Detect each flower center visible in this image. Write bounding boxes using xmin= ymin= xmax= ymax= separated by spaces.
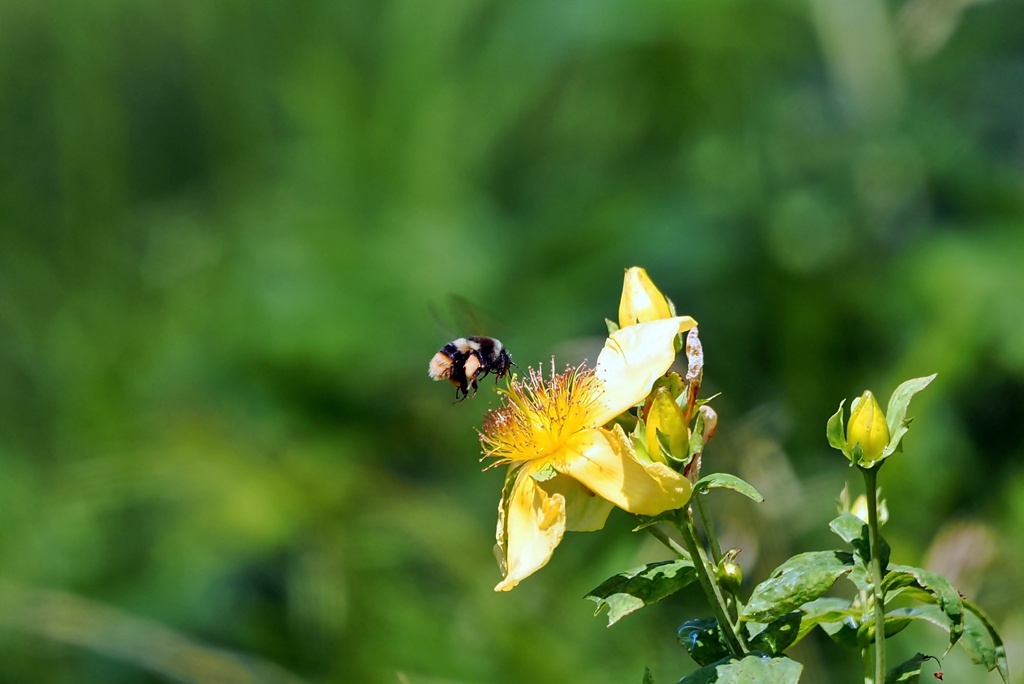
xmin=479 ymin=362 xmax=603 ymax=465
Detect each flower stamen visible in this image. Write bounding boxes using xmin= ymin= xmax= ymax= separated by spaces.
xmin=479 ymin=361 xmax=603 ymax=467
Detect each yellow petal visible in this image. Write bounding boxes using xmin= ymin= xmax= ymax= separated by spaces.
xmin=554 ymin=427 xmax=693 ymax=516
xmin=537 ymin=472 xmax=614 ymax=531
xmin=851 ymin=493 xmax=889 ymax=526
xmin=645 ymin=386 xmax=689 ymax=464
xmin=618 ymin=267 xmax=674 ymax=328
xmin=494 ymin=463 xmax=567 ymax=592
xmin=847 ymin=390 xmax=890 ymax=466
xmin=592 ymin=316 xmax=697 ymax=426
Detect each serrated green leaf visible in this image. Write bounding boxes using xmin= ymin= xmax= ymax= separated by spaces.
xmin=742 ymin=551 xmax=854 ymax=623
xmin=826 ymin=401 xmax=848 ymax=456
xmin=884 ymin=653 xmax=939 ymax=683
xmin=746 ymin=612 xmax=800 ymax=656
xmin=828 ymin=513 xmax=890 ymax=569
xmin=678 ymin=617 xmax=731 ymax=667
xmin=693 ymin=473 xmax=765 ymax=503
xmin=880 ymin=374 xmax=936 ymax=459
xmin=884 ymin=565 xmax=963 ymax=649
xmin=587 ymin=560 xmax=698 ymax=626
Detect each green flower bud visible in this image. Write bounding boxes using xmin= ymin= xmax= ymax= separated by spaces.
xmin=716 ymin=560 xmax=743 ymax=593
xmin=848 ymin=391 xmax=889 ymax=466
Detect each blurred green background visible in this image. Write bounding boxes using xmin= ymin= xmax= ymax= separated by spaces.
xmin=1 ymin=0 xmax=1022 ymax=682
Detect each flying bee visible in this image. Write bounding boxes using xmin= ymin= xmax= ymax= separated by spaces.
xmin=429 ymin=336 xmax=515 ymax=401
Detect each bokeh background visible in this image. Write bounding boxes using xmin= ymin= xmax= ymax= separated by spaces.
xmin=1 ymin=0 xmax=1022 ymax=682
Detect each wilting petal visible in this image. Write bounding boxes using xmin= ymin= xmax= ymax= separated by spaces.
xmin=494 ymin=462 xmax=567 ymax=592
xmin=537 ymin=472 xmax=614 ymax=531
xmin=554 ymin=427 xmax=693 ymax=516
xmin=592 ymin=316 xmax=697 ymax=426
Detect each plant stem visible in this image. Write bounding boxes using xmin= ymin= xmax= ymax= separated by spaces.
xmin=694 ymin=494 xmax=723 ymax=565
xmin=861 ymin=465 xmax=886 ymax=684
xmin=693 ymin=495 xmax=744 ymax=621
xmin=676 ymin=509 xmax=747 ymax=657
xmin=645 ymin=523 xmax=690 ymax=560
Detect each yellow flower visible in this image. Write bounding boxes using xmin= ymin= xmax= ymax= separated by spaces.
xmin=481 ymin=316 xmax=697 ymax=591
xmin=618 ymin=267 xmax=674 ymax=327
xmin=848 ymin=390 xmax=890 ymax=466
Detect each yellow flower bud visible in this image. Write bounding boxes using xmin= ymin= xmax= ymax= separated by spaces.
xmin=618 ymin=267 xmax=673 ymax=328
xmin=645 ymin=386 xmax=689 ymax=464
xmin=847 ymin=390 xmax=890 ymax=466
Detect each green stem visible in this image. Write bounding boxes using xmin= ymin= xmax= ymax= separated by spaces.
xmin=693 ymin=495 xmax=744 ymax=620
xmin=694 ymin=494 xmax=723 ymax=565
xmin=645 ymin=523 xmax=690 ymax=560
xmin=676 ymin=509 xmax=747 ymax=657
xmin=861 ymin=466 xmax=886 ymax=684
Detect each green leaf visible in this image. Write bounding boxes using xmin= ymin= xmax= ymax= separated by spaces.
xmin=643 ymin=666 xmax=656 ymax=684
xmin=605 ymin=317 xmax=620 ymax=336
xmin=963 ymin=600 xmax=1009 ymax=683
xmin=676 ymin=659 xmax=727 ymax=684
xmin=687 ymin=411 xmax=707 ymax=462
xmin=742 ymin=551 xmax=854 ymax=623
xmin=828 ymin=513 xmax=890 ymax=569
xmin=880 ymin=374 xmax=936 ymax=459
xmin=793 ymin=597 xmax=858 ymax=646
xmin=858 ymin=608 xmax=914 ymax=642
xmin=883 ymin=565 xmax=963 ymax=649
xmin=587 ymin=560 xmax=698 ymax=626
xmin=828 ymin=513 xmax=864 ymax=545
xmin=631 ymin=513 xmax=678 ymax=533
xmin=678 ymin=617 xmax=731 ymax=667
xmin=826 ymin=401 xmax=848 ymax=456
xmin=746 ymin=612 xmax=800 ymax=656
xmin=693 ymin=473 xmax=765 ymax=503
xmin=817 ymin=614 xmax=863 ymax=650
xmin=886 ymin=601 xmax=1007 ymax=683
xmin=884 ymin=653 xmax=939 ymax=683
xmin=845 ymin=562 xmax=872 ymax=594
xmin=676 ymin=656 xmax=803 ymax=683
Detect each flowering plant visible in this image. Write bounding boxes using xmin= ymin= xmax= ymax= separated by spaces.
xmin=460 ymin=268 xmax=1008 ymax=683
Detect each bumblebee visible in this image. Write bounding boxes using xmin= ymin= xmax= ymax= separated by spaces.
xmin=428 ymin=336 xmax=514 ymax=401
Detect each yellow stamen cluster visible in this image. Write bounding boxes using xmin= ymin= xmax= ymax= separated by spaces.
xmin=480 ymin=362 xmax=603 ymax=465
